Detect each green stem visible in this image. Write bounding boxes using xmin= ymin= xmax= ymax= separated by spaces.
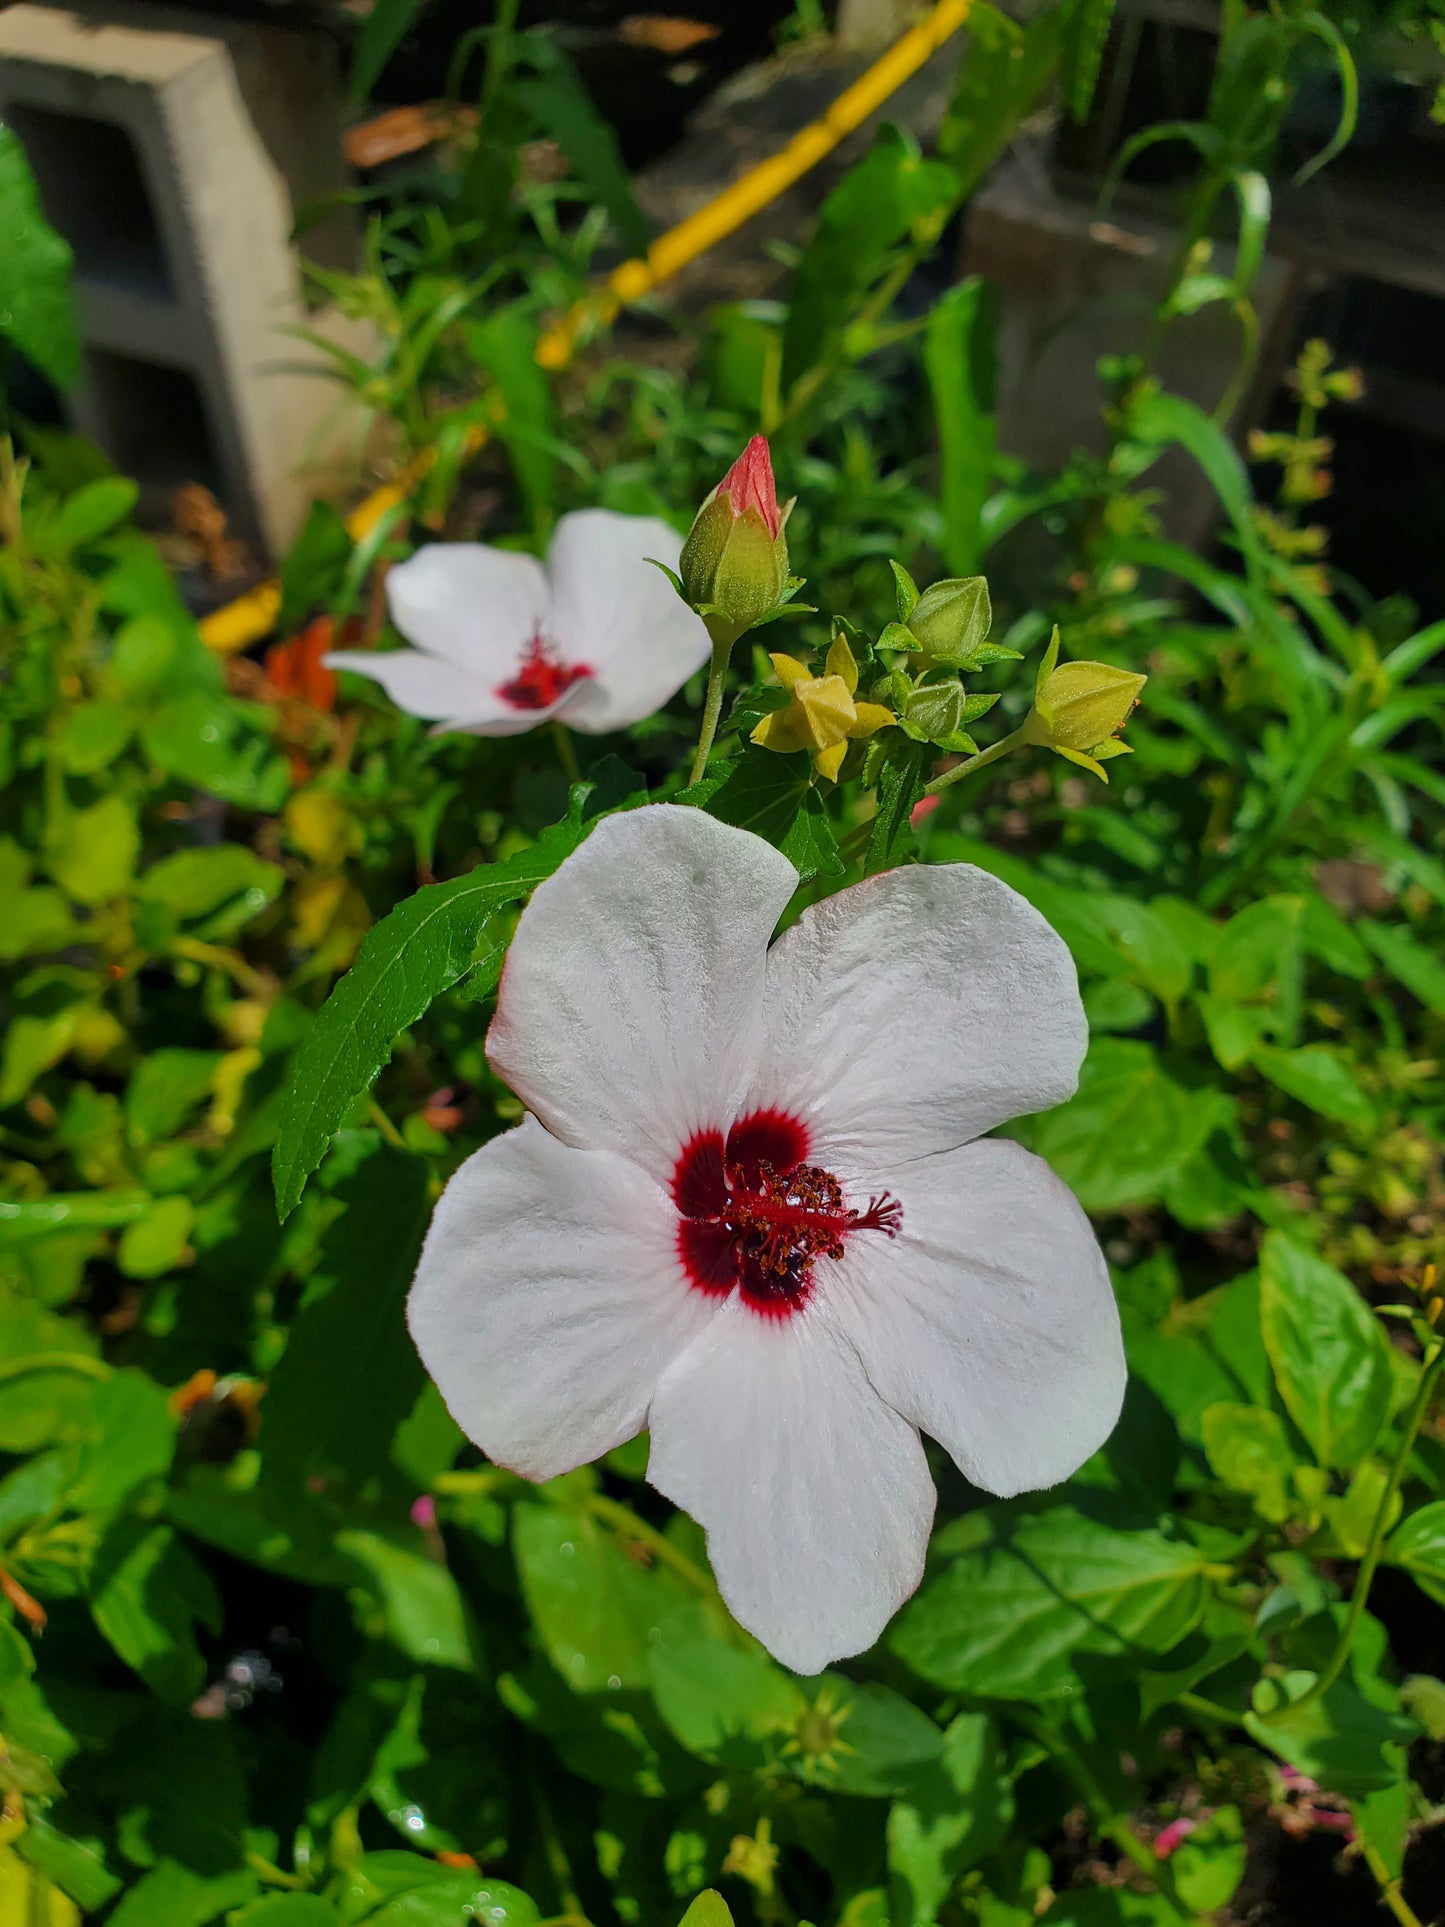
xmin=0 ymin=1352 xmax=111 ymax=1386
xmin=551 ymin=720 xmax=579 ymax=784
xmin=1014 ymin=1714 xmax=1205 ymax=1924
xmin=922 ymin=724 xmax=1030 ymax=797
xmin=1273 ymin=1339 xmax=1443 ymax=1716
xmin=1358 ymin=1836 xmax=1426 ymax=1927
xmin=584 ymin=1493 xmax=717 ymax=1599
xmin=366 ymin=1099 xmax=409 ymax=1153
xmin=688 ymin=629 xmax=736 ymax=786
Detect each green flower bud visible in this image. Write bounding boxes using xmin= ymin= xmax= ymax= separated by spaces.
xmin=678 ymin=436 xmax=791 ymax=646
xmin=903 ymin=576 xmax=991 ymax=667
xmin=902 ymin=678 xmax=967 ymax=744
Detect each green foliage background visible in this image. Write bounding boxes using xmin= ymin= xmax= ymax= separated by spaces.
xmin=2 ymin=1 xmax=1444 ymax=1922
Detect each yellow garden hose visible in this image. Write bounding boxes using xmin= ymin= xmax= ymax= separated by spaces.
xmin=199 ymin=0 xmax=973 ymax=654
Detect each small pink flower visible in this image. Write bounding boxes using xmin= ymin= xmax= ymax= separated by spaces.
xmin=1153 ymin=1818 xmax=1197 ymax=1859
xmin=1311 ymin=1809 xmax=1354 ymax=1838
xmin=410 ymin=1493 xmax=438 ymax=1529
xmin=721 ymin=435 xmax=781 ymax=539
xmin=910 ymin=795 xmax=942 ymax=829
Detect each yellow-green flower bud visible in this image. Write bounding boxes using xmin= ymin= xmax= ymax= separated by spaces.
xmin=678 ymin=436 xmax=791 ymax=646
xmin=1022 ymin=629 xmax=1146 ymax=781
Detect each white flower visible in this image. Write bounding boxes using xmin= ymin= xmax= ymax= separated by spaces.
xmin=409 ymin=806 xmax=1126 ymax=1673
xmin=326 ymin=509 xmax=710 ymax=736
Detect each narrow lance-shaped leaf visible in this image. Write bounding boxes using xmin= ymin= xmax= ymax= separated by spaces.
xmin=272 ymin=787 xmax=626 ymax=1219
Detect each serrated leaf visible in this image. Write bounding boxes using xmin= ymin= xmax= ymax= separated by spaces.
xmin=272 ymin=798 xmax=605 ymax=1217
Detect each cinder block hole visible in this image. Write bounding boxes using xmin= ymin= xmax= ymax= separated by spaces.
xmin=6 ymin=103 xmax=171 ymax=295
xmin=84 ymin=349 xmax=221 ymax=509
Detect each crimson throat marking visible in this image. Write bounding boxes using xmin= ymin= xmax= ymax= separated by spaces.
xmin=671 ymin=1108 xmax=901 ymax=1318
xmin=496 ymin=628 xmax=593 ymax=710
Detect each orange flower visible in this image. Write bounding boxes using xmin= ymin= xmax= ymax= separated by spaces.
xmin=265 ymin=616 xmax=340 ymax=712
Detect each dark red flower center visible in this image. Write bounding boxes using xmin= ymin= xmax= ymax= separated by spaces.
xmin=496 ymin=628 xmax=593 ymax=710
xmin=672 ymin=1108 xmax=901 ymax=1319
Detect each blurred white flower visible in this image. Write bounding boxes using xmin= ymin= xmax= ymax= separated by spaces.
xmin=326 ymin=510 xmax=710 ymax=736
xmin=408 ymin=806 xmax=1126 ymax=1674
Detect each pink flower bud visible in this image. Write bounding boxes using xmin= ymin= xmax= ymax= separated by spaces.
xmin=679 ymin=436 xmax=791 ymax=645
xmin=722 ymin=435 xmax=781 ymax=539
xmin=410 ymin=1493 xmax=438 ymax=1529
xmin=1153 ymin=1817 xmax=1197 ymax=1859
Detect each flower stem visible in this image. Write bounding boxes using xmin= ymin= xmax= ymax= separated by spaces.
xmin=1359 ymin=1836 xmax=1426 ymax=1927
xmin=922 ymin=724 xmax=1029 ymax=798
xmin=584 ymin=1492 xmax=717 ymax=1598
xmin=688 ymin=628 xmax=735 ymax=787
xmin=1014 ymin=1714 xmax=1206 ymax=1924
xmin=1270 ymin=1338 xmax=1442 ymax=1718
xmin=551 ymin=719 xmax=579 ymax=784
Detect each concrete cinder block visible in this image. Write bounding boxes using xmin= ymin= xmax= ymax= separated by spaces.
xmin=0 ymin=3 xmax=366 ymax=553
xmin=962 ymin=140 xmax=1298 ymax=549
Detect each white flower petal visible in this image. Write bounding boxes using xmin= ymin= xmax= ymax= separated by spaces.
xmin=746 ymin=862 xmax=1086 ymax=1174
xmin=828 ymin=1137 xmax=1126 ymax=1496
xmin=488 ymin=805 xmax=798 ymax=1185
xmin=408 ymin=1117 xmax=716 ymax=1482
xmin=324 ymin=647 xmax=493 ymax=721
xmin=386 ymin=542 xmax=549 ymax=672
xmin=647 ymin=1297 xmax=935 ymax=1674
xmin=544 ymin=510 xmax=711 ymax=732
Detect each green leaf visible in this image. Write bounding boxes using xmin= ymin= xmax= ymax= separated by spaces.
xmin=1200 ymin=1402 xmax=1300 ymax=1521
xmin=648 ymin=1602 xmax=802 ymax=1765
xmin=925 ymin=278 xmax=997 ymax=577
xmin=1259 ymin=1232 xmax=1393 ymax=1469
xmin=515 ymin=1501 xmax=692 ymax=1694
xmin=890 ymin=1505 xmax=1206 ymax=1698
xmin=1386 ymin=1500 xmax=1445 ymax=1607
xmin=141 ymin=693 xmax=289 ymax=812
xmin=1359 ymin=918 xmax=1445 ymax=1017
xmin=350 ymin=0 xmax=428 ymax=100
xmin=1245 ymin=1674 xmax=1417 ymax=1798
xmin=865 ymin=741 xmax=927 ymax=876
xmin=515 ymin=37 xmax=649 ymax=257
xmin=116 ymin=1193 xmax=195 ymax=1278
xmin=88 ymin=1520 xmax=221 ymax=1703
xmin=135 ymin=845 xmax=284 ymax=942
xmin=783 ymin=125 xmax=957 ymax=387
xmin=1026 ymin=1039 xmax=1230 ymax=1212
xmin=233 ymin=1899 xmax=342 ymax=1925
xmin=278 ymin=499 xmax=353 ymax=632
xmin=468 ymin=303 xmax=557 ymax=534
xmin=938 ymin=2 xmax=1064 ymax=197
xmin=678 ymin=1897 xmax=734 ymax=1927
xmin=0 ymin=125 xmax=80 ymax=387
xmin=106 ymin=1862 xmax=259 ymax=1927
xmin=46 ymin=794 xmax=139 ymax=905
xmin=1126 ymin=389 xmax=1261 ymax=567
xmin=1252 ymin=1043 xmax=1376 ymax=1131
xmin=125 ymin=1049 xmax=222 ymax=1144
xmin=272 ymin=801 xmax=598 ymax=1218
xmin=887 ymin=1711 xmax=1013 ymax=1927
xmin=680 ymin=747 xmax=813 ymax=850
xmin=46 ymin=477 xmax=139 ymax=556
xmin=362 ymin=1868 xmax=539 ymax=1926
xmin=1059 ymin=0 xmax=1117 ymax=123
xmin=1170 ymin=1805 xmax=1245 ymax=1913
xmin=260 ymin=1136 xmax=430 ymax=1493
xmin=69 ymin=1367 xmax=177 ymax=1507
xmin=337 ymin=1529 xmax=478 ymax=1672
xmin=53 ymin=702 xmax=133 ymax=774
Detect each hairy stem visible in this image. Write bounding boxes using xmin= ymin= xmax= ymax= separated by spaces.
xmin=922 ymin=724 xmax=1030 ymax=797
xmin=688 ymin=628 xmax=736 ymax=786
